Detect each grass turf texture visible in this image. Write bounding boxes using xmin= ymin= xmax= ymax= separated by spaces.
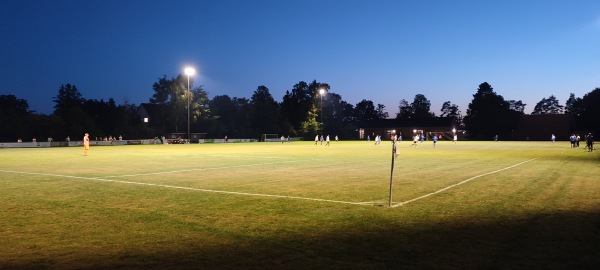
xmin=1 ymin=141 xmax=599 ymax=269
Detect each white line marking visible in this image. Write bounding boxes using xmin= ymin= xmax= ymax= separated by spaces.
xmin=391 ymin=158 xmax=540 ymax=207
xmin=207 ymin=155 xmax=279 ymax=159
xmin=104 ymin=160 xmax=300 ymax=178
xmin=0 ymin=169 xmax=372 ymax=206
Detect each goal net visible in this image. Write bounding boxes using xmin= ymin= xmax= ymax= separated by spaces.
xmin=261 ymin=134 xmax=280 ymax=142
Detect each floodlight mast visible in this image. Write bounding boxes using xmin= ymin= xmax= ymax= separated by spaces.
xmin=319 ymin=88 xmax=326 ymax=124
xmin=184 ymin=67 xmax=195 ymax=141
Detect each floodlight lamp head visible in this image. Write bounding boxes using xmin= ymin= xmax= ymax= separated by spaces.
xmin=184 ymin=67 xmax=196 ymax=76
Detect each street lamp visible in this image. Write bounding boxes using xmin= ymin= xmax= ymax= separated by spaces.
xmin=319 ymin=88 xmax=325 ymax=123
xmin=184 ymin=67 xmax=195 ymax=142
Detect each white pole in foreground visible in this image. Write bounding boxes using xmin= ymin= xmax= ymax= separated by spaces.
xmin=389 ymin=137 xmax=398 ymax=207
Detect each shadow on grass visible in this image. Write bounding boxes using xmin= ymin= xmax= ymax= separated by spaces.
xmin=4 ymin=209 xmax=600 ymax=270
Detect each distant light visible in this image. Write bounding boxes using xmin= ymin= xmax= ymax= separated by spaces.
xmin=413 ymin=129 xmax=417 ymax=133
xmin=452 ymin=128 xmax=456 ymax=133
xmin=319 ymin=88 xmax=325 ymax=95
xmin=143 ymin=117 xmax=149 ymax=123
xmin=184 ymin=67 xmax=195 ymax=76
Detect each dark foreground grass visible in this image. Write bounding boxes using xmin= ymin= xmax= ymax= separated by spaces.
xmin=1 ymin=141 xmax=599 ymax=269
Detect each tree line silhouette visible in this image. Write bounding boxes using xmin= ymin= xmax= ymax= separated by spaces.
xmin=1 ymin=75 xmax=599 ymax=142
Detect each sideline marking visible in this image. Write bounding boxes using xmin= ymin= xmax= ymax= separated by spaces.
xmin=0 ymin=169 xmax=372 ymax=206
xmin=391 ymin=157 xmax=540 ymax=208
xmin=104 ymin=160 xmax=301 ymax=178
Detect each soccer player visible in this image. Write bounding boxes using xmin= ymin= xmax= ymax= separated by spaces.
xmin=586 ymin=133 xmax=594 ymax=152
xmin=411 ymin=135 xmax=418 ymax=147
xmin=325 ymin=135 xmax=330 ymax=146
xmin=83 ymin=133 xmax=90 ymax=156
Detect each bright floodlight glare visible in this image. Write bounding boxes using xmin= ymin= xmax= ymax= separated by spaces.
xmin=452 ymin=128 xmax=456 ymax=133
xmin=184 ymin=67 xmax=195 ymax=76
xmin=319 ymin=88 xmax=325 ymax=95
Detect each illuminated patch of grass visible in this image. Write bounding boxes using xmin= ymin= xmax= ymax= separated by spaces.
xmin=0 ymin=141 xmax=599 ymax=269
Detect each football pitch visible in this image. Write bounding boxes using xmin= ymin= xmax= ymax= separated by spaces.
xmin=1 ymin=141 xmax=599 ymax=269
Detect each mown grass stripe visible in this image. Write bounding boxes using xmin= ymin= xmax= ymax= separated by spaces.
xmin=391 ymin=157 xmax=541 ymax=207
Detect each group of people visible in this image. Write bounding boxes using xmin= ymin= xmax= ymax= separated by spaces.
xmin=96 ymin=135 xmax=122 ymax=141
xmin=314 ymin=134 xmax=337 ymax=146
xmin=569 ymin=133 xmax=594 ymax=152
xmin=368 ymin=133 xmax=456 ymax=147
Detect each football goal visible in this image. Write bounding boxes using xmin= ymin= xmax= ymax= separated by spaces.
xmin=261 ymin=134 xmax=280 ymax=142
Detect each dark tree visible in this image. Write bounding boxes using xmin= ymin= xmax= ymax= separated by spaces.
xmin=411 ymin=94 xmax=435 ymax=118
xmin=576 ymin=88 xmax=600 ymax=134
xmin=376 ymin=104 xmax=389 ymax=119
xmin=564 ymin=93 xmax=581 ymax=116
xmin=341 ymin=100 xmax=356 ymax=123
xmin=280 ymin=80 xmax=330 ymax=136
xmin=231 ymin=97 xmax=252 ymax=137
xmin=191 ymin=86 xmax=210 ymax=128
xmin=396 ymin=99 xmax=413 ymax=119
xmin=310 ymin=80 xmax=330 ymax=130
xmin=531 ymin=95 xmax=563 ymax=115
xmin=207 ymin=95 xmax=252 ymax=138
xmin=396 ymin=94 xmax=434 ymax=119
xmin=440 ymin=101 xmax=461 ymax=118
xmin=463 ymin=82 xmax=522 ymax=140
xmin=354 ymin=99 xmax=382 ymax=122
xmin=52 ymin=84 xmax=93 ymax=138
xmin=208 ymin=95 xmax=236 ymax=137
xmin=0 ymin=95 xmax=31 ymax=141
xmin=53 ymin=83 xmax=85 ymax=112
xmin=507 ymin=100 xmax=527 ymax=114
xmin=81 ymin=98 xmax=144 ymax=139
xmin=149 ymin=75 xmax=186 ymax=133
xmin=249 ymin=85 xmax=281 ymax=138
xmin=321 ymin=92 xmax=349 ymax=136
xmin=149 ymin=75 xmax=209 ymax=134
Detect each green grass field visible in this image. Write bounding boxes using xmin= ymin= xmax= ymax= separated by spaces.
xmin=1 ymin=140 xmax=599 ymax=269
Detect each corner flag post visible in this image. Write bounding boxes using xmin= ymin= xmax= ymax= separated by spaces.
xmin=389 ymin=137 xmax=398 ymax=207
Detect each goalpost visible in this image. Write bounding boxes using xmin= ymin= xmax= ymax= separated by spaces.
xmin=261 ymin=134 xmax=280 ymax=142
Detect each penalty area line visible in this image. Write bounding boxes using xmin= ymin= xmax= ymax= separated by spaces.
xmin=391 ymin=157 xmax=541 ymax=208
xmin=0 ymin=169 xmax=372 ymax=206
